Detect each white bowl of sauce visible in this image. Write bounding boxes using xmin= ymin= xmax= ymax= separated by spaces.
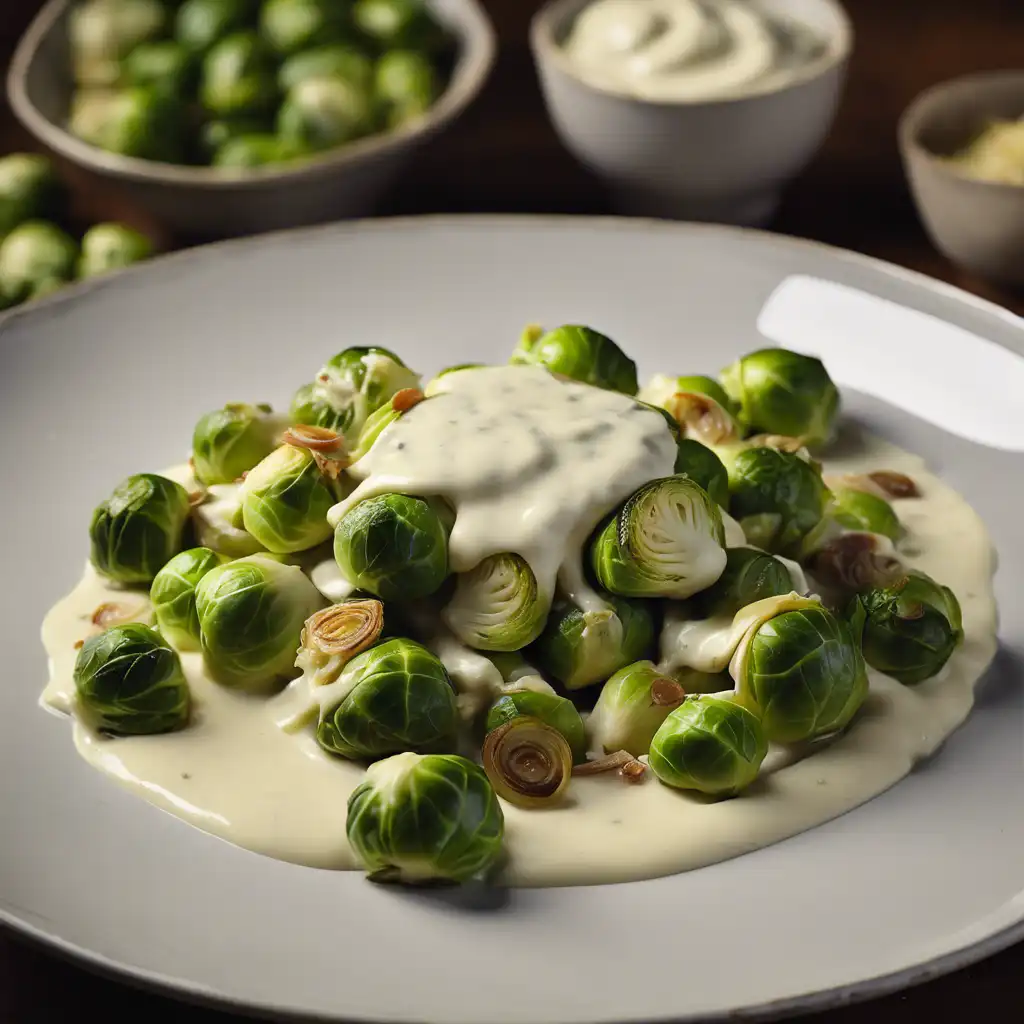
xmin=531 ymin=0 xmax=853 ymax=224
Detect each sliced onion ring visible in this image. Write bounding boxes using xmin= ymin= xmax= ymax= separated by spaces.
xmin=300 ymin=600 xmax=384 ymax=666
xmin=810 ymin=532 xmax=904 ymax=592
xmin=669 ymin=391 xmax=736 ymax=445
xmin=283 ymin=424 xmax=346 ymax=453
xmin=482 ymin=717 xmax=572 ymax=808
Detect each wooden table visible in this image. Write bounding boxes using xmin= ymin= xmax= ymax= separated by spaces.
xmin=0 ymin=1 xmax=1021 ymax=1021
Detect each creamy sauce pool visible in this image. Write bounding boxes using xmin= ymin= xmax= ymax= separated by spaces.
xmin=40 ymin=369 xmax=998 ymax=887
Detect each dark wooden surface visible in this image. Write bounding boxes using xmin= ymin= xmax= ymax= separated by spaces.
xmin=1 ymin=1 xmax=1022 ymax=1021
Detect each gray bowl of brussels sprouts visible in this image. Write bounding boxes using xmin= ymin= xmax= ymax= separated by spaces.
xmin=7 ymin=0 xmax=496 ymax=239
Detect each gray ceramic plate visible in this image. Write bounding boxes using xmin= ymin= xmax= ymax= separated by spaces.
xmin=0 ymin=216 xmax=1021 ymax=1024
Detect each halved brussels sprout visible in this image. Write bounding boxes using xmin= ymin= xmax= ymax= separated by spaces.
xmin=353 ymin=0 xmax=447 ymax=49
xmin=200 ymin=32 xmax=278 ymax=117
xmin=732 ymin=599 xmax=868 ymax=744
xmin=291 ymin=346 xmax=420 ymax=437
xmin=235 ymin=443 xmax=342 ymax=553
xmin=648 ymin=695 xmax=767 ymax=796
xmin=375 ymin=50 xmax=439 ymax=126
xmin=0 ymin=154 xmax=62 ymax=236
xmin=90 ymin=473 xmax=192 ymax=585
xmin=175 ymin=0 xmax=256 ymax=53
xmin=261 ymin=0 xmax=350 ymax=54
xmin=73 ymin=623 xmax=191 ymax=735
xmin=346 ymin=751 xmax=505 ymax=884
xmin=638 ymin=374 xmax=741 ymax=446
xmin=527 ymin=593 xmax=655 ymax=690
xmin=510 ymin=324 xmax=638 ymax=395
xmin=150 ymin=546 xmax=224 ymax=651
xmin=196 ymin=553 xmax=324 ymax=690
xmin=71 ymin=0 xmax=168 ymax=85
xmin=78 ymin=223 xmax=153 ymax=278
xmin=69 ymin=87 xmax=185 ymax=162
xmin=122 ymin=40 xmax=196 ymax=95
xmin=443 ymin=553 xmax=549 ymax=652
xmin=829 ymin=487 xmax=900 ymax=542
xmin=316 ymin=637 xmax=458 ymax=759
xmin=192 ymin=402 xmax=281 ymax=486
xmin=333 ymin=493 xmax=451 ymax=602
xmin=589 ymin=476 xmax=726 ymax=599
xmin=853 ymin=571 xmax=963 ymax=685
xmin=588 ymin=661 xmax=687 ymax=757
xmin=725 ymin=446 xmax=829 ymax=555
xmin=674 ymin=438 xmax=729 ymax=507
xmin=277 ymin=74 xmax=377 ymax=151
xmin=278 ymin=44 xmax=374 ymax=92
xmin=692 ymin=546 xmax=794 ymax=619
xmin=0 ymin=221 xmax=77 ymax=302
xmin=486 ymin=689 xmax=587 ymax=763
xmin=720 ymin=347 xmax=840 ymax=448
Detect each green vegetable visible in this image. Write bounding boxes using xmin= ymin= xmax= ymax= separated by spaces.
xmin=73 ymin=623 xmax=191 ymax=735
xmin=278 ymin=45 xmax=374 ymax=93
xmin=527 ymin=593 xmax=655 ymax=690
xmin=200 ymin=32 xmax=278 ymax=117
xmin=0 ymin=154 xmax=62 ymax=236
xmin=829 ymin=487 xmax=900 ymax=542
xmin=375 ymin=50 xmax=439 ymax=125
xmin=725 ymin=446 xmax=829 ymax=555
xmin=352 ymin=0 xmax=446 ymax=50
xmin=485 ymin=690 xmax=587 ymax=764
xmin=69 ymin=87 xmax=185 ymax=162
xmin=674 ymin=438 xmax=729 ymax=507
xmin=89 ymin=473 xmax=191 ymax=584
xmin=122 ymin=41 xmax=196 ymax=95
xmin=0 ymin=222 xmax=77 ymax=302
xmin=261 ymin=0 xmax=350 ymax=54
xmin=346 ymin=751 xmax=504 ymax=884
xmin=333 ymin=494 xmax=451 ymax=602
xmin=443 ymin=553 xmax=548 ymax=652
xmin=853 ymin=571 xmax=963 ymax=685
xmin=199 ymin=116 xmax=273 ymax=158
xmin=235 ymin=443 xmax=341 ymax=553
xmin=510 ymin=324 xmax=638 ymax=395
xmin=277 ymin=75 xmax=377 ymax=151
xmin=150 ymin=547 xmax=224 ymax=650
xmin=78 ymin=223 xmax=153 ymax=278
xmin=212 ymin=133 xmax=298 ymax=168
xmin=291 ymin=346 xmax=420 ymax=436
xmin=588 ymin=661 xmax=688 ymax=756
xmin=192 ymin=402 xmax=280 ymax=485
xmin=175 ymin=0 xmax=256 ymax=53
xmin=733 ymin=599 xmax=868 ymax=744
xmin=648 ymin=695 xmax=767 ymax=796
xmin=638 ymin=373 xmax=741 ymax=447
xmin=720 ymin=347 xmax=840 ymax=447
xmin=693 ymin=546 xmax=794 ymax=619
xmin=316 ymin=637 xmax=458 ymax=759
xmin=195 ymin=553 xmax=324 ymax=690
xmin=589 ymin=476 xmax=726 ymax=599
xmin=71 ymin=0 xmax=169 ymax=86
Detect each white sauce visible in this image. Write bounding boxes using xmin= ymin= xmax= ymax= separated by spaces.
xmin=40 ymin=371 xmax=997 ymax=887
xmin=561 ymin=0 xmax=826 ymax=102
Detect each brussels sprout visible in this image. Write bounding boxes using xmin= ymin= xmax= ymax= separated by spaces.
xmin=692 ymin=546 xmax=794 ymax=619
xmin=0 ymin=222 xmax=77 ymax=302
xmin=423 ymin=362 xmax=488 ymax=395
xmin=175 ymin=0 xmax=256 ymax=53
xmin=122 ymin=41 xmax=196 ymax=95
xmin=829 ymin=487 xmax=900 ymax=542
xmin=674 ymin=438 xmax=729 ymax=507
xmin=510 ymin=324 xmax=638 ymax=396
xmin=853 ymin=571 xmax=963 ymax=685
xmin=375 ymin=50 xmax=439 ymax=125
xmin=292 ymin=346 xmax=421 ymax=436
xmin=261 ymin=0 xmax=350 ymax=54
xmin=648 ymin=695 xmax=767 ymax=796
xmin=486 ymin=689 xmax=587 ymax=763
xmin=316 ymin=637 xmax=457 ymax=759
xmin=191 ymin=402 xmax=279 ymax=486
xmin=720 ymin=347 xmax=840 ymax=447
xmin=732 ymin=601 xmax=868 ymax=744
xmin=277 ymin=75 xmax=377 ymax=152
xmin=69 ymin=87 xmax=185 ymax=162
xmin=200 ymin=32 xmax=278 ymax=117
xmin=278 ymin=45 xmax=375 ymax=93
xmin=192 ymin=483 xmax=267 ymax=557
xmin=0 ymin=154 xmax=63 ymax=236
xmin=726 ymin=446 xmax=829 ymax=555
xmin=150 ymin=547 xmax=224 ymax=650
xmin=196 ymin=553 xmax=323 ymax=690
xmin=353 ymin=0 xmax=446 ymax=50
xmin=346 ymin=751 xmax=504 ymax=883
xmin=73 ymin=623 xmax=191 ymax=735
xmin=638 ymin=373 xmax=741 ymax=446
xmin=212 ymin=133 xmax=299 ymax=168
xmin=235 ymin=443 xmax=341 ymax=553
xmin=588 ymin=661 xmax=688 ymax=757
xmin=90 ymin=473 xmax=191 ymax=584
xmin=347 ymin=387 xmax=425 ymax=462
xmin=333 ymin=493 xmax=451 ymax=602
xmin=77 ymin=223 xmax=153 ymax=279
xmin=443 ymin=554 xmax=548 ymax=652
xmin=482 ymin=716 xmax=573 ymax=808
xmin=70 ymin=0 xmax=168 ymax=86
xmin=589 ymin=476 xmax=726 ymax=599
xmin=199 ymin=115 xmax=273 ymax=158
xmin=527 ymin=593 xmax=655 ymax=690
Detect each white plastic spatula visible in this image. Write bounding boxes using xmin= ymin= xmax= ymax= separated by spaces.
xmin=757 ymin=275 xmax=1024 ymax=452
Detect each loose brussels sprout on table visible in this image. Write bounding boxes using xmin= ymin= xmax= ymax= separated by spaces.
xmin=0 ymin=222 xmax=77 ymax=302
xmin=0 ymin=154 xmax=62 ymax=236
xmin=78 ymin=223 xmax=153 ymax=278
